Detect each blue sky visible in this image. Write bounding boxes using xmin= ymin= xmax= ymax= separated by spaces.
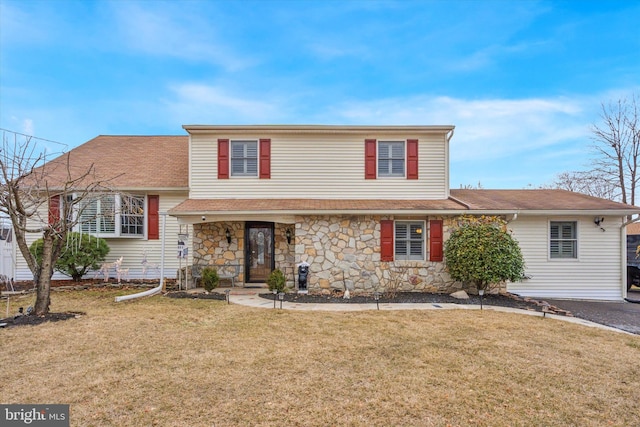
xmin=1 ymin=0 xmax=638 ymax=189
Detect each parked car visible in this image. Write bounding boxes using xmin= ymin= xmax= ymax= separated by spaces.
xmin=627 ymin=265 xmax=640 ymax=291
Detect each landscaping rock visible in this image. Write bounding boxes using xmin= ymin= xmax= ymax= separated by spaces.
xmin=450 ymin=290 xmax=469 ymax=300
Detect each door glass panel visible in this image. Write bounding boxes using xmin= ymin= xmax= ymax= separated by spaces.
xmin=248 ymin=225 xmax=273 ymax=282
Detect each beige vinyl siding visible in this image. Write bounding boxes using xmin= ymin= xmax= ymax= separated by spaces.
xmin=190 ymin=133 xmax=448 ymax=199
xmin=507 ymin=215 xmax=624 ymax=300
xmin=14 ymin=191 xmax=189 ymax=281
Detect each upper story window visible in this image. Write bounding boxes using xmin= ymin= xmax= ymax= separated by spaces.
xmin=378 ymin=141 xmax=405 ymax=177
xmin=231 ymin=140 xmax=258 ymax=177
xmin=550 ymin=221 xmax=577 ymax=259
xmin=395 ymin=221 xmax=425 ymax=260
xmin=78 ymin=194 xmax=145 ymax=237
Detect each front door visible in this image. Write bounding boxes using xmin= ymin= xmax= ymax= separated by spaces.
xmin=245 ymin=222 xmax=274 ymax=282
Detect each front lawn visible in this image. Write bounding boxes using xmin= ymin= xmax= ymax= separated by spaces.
xmin=1 ymin=289 xmax=639 ymax=426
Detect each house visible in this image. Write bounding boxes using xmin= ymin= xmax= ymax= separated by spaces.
xmin=8 ymin=125 xmax=640 ymax=300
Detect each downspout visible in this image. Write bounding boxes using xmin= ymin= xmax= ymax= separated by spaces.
xmin=446 ymin=128 xmax=455 ymax=144
xmin=445 ymin=129 xmax=455 ymax=198
xmin=115 ymin=212 xmax=167 ymax=302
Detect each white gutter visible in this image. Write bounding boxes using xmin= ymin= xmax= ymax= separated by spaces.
xmin=183 ymin=124 xmax=456 ymax=135
xmin=447 ymin=195 xmax=470 ymax=209
xmin=115 ymin=212 xmax=167 ymax=302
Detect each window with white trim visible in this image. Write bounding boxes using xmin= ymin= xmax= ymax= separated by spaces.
xmin=78 ymin=194 xmax=145 ymax=237
xmin=550 ymin=221 xmax=577 ymax=259
xmin=378 ymin=141 xmax=405 ymax=177
xmin=120 ymin=195 xmax=144 ymax=235
xmin=231 ymin=140 xmax=258 ymax=177
xmin=395 ymin=221 xmax=425 ymax=260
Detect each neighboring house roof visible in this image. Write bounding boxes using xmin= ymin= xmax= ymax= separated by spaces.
xmin=627 ymin=222 xmax=640 ymax=235
xmin=40 ymin=135 xmax=189 ymax=190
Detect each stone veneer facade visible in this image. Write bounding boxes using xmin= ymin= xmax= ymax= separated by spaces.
xmin=192 ymin=215 xmax=469 ymax=294
xmin=294 ymin=215 xmax=463 ymax=294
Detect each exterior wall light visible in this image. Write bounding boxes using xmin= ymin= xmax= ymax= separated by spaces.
xmin=225 ymin=228 xmax=232 ymax=244
xmin=285 ymin=228 xmax=292 ymax=245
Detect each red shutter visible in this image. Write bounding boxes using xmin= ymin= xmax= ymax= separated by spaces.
xmin=48 ymin=195 xmax=61 ymax=226
xmin=429 ymin=220 xmax=443 ymax=262
xmin=365 ymin=139 xmax=377 ymax=179
xmin=218 ymin=139 xmax=229 ymax=179
xmin=147 ymin=195 xmax=160 ymax=240
xmin=259 ymin=138 xmax=271 ymax=179
xmin=380 ymin=220 xmax=394 ymax=261
xmin=407 ymin=139 xmax=418 ymax=179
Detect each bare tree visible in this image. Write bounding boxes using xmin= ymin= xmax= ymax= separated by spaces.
xmin=590 ymin=94 xmax=640 ymax=205
xmin=460 ymin=181 xmax=484 ymax=189
xmin=0 ymin=130 xmax=117 ymax=315
xmin=549 ymin=170 xmax=619 ymax=200
xmin=548 ymin=94 xmax=639 ymax=205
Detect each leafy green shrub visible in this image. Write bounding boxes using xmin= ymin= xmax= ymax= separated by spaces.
xmin=201 ymin=267 xmax=219 ymax=292
xmin=267 ymin=269 xmax=286 ymax=293
xmin=444 ymin=215 xmax=525 ymax=292
xmin=30 ymin=232 xmax=110 ymax=281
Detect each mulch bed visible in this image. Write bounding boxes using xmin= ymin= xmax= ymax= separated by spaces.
xmin=0 ymin=311 xmax=84 ymax=328
xmin=164 ymin=291 xmax=227 ymax=301
xmin=262 ymin=291 xmax=572 ymax=315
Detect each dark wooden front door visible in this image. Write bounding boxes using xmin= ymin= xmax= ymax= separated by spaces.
xmin=245 ymin=222 xmax=274 ymax=282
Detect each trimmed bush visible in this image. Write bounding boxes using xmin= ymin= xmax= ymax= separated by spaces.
xmin=30 ymin=232 xmax=110 ymax=281
xmin=201 ymin=267 xmax=219 ymax=292
xmin=267 ymin=269 xmax=286 ymax=293
xmin=444 ymin=215 xmax=525 ymax=292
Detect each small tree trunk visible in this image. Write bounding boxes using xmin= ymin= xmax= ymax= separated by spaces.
xmin=33 ymin=233 xmax=56 ymax=316
xmin=34 ymin=275 xmax=52 ymax=315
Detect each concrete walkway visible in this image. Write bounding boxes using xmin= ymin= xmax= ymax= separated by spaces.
xmin=218 ymin=287 xmax=635 ymax=335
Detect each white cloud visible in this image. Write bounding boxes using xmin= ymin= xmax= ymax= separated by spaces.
xmin=22 ymin=118 xmax=34 ymax=135
xmin=165 ymin=84 xmax=282 ymax=124
xmin=334 ymin=95 xmax=595 ymax=162
xmin=110 ymin=3 xmax=254 ymax=71
xmin=0 ymin=2 xmax=52 ymax=45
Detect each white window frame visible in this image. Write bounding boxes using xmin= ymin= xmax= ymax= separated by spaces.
xmin=230 ymin=140 xmax=259 ymax=177
xmin=549 ymin=220 xmax=578 ymax=259
xmin=77 ymin=194 xmax=146 ymax=238
xmin=394 ymin=220 xmax=425 ymax=261
xmin=378 ymin=140 xmax=405 ymax=178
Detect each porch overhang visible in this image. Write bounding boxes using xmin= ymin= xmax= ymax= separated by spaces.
xmin=167 ymin=198 xmax=469 ymax=224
